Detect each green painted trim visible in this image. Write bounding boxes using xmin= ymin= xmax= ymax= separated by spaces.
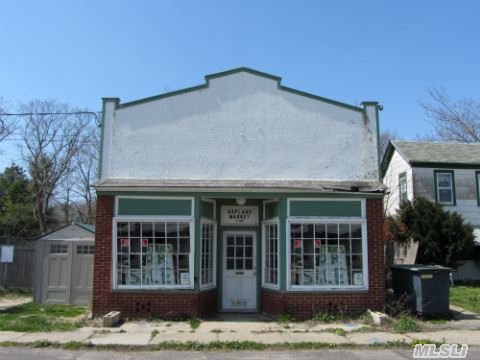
xmin=398 ymin=172 xmax=407 ymax=203
xmin=278 ymin=197 xmax=287 ymax=291
xmin=205 ymin=67 xmax=281 ymax=82
xmin=380 ymin=141 xmax=396 ymax=179
xmin=117 ymin=198 xmax=192 ymax=216
xmin=201 ymin=200 xmax=215 ymax=219
xmin=476 ymin=171 xmax=480 ymax=207
xmin=97 ymin=98 xmax=120 ymax=180
xmin=117 ymin=67 xmax=364 ymax=113
xmin=279 ymin=85 xmax=363 ymax=112
xmin=118 ymin=84 xmax=207 ymax=108
xmin=194 ymin=195 xmax=201 ymax=291
xmin=97 ymin=190 xmax=383 ymax=199
xmin=215 ymin=198 xmax=262 ymax=312
xmin=433 ymin=170 xmax=456 ymax=206
xmin=97 ymin=101 xmax=106 ymax=180
xmin=264 ymin=201 xmax=279 ymax=219
xmin=375 ymin=106 xmax=381 ymax=179
xmin=289 ymin=200 xmax=362 ymax=217
xmin=413 ymin=162 xmax=480 ymax=170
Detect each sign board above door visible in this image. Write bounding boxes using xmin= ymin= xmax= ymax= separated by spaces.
xmin=221 ymin=206 xmax=258 ymax=226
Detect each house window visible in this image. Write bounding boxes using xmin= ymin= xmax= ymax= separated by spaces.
xmin=399 ymin=172 xmax=408 ymax=203
xmin=435 ymin=170 xmax=455 ymax=205
xmin=200 ymin=220 xmax=216 ymax=289
xmin=50 ymin=244 xmax=68 ymax=254
xmin=115 ymin=220 xmax=193 ymax=288
xmin=476 ymin=171 xmax=480 ymax=206
xmin=263 ymin=221 xmax=279 ymax=288
xmin=288 ymin=222 xmax=366 ymax=289
xmin=76 ymin=245 xmax=94 ymax=255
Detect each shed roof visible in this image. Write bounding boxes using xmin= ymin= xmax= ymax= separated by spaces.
xmin=38 ymin=222 xmax=95 ymax=242
xmin=381 ymin=141 xmax=480 ymax=177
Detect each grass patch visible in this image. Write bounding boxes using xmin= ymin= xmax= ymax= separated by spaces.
xmin=450 ymin=285 xmax=480 ymax=314
xmin=276 ymin=313 xmax=295 ymax=323
xmin=0 ymin=339 xmax=424 ymax=351
xmin=312 ymin=312 xmax=340 ymax=323
xmin=210 ymin=329 xmax=223 ymax=334
xmin=392 ymin=316 xmax=420 ymax=333
xmin=0 ymin=302 xmax=86 ymax=332
xmin=189 ymin=317 xmax=201 ymax=331
xmin=323 ymin=327 xmax=346 ymax=336
xmin=349 ymin=325 xmax=378 ymax=333
xmin=0 ymin=287 xmax=31 ymax=298
xmin=150 ymin=329 xmax=159 ymax=340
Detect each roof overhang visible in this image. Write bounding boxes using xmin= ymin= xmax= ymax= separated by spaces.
xmin=93 ymin=178 xmax=386 ymax=194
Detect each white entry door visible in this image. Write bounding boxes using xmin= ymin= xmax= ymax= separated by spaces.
xmin=222 ymin=231 xmax=257 ymax=311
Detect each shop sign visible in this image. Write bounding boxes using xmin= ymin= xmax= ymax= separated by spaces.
xmin=221 ymin=206 xmax=258 ymax=226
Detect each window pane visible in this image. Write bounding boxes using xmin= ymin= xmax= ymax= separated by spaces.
xmin=264 ymin=222 xmax=278 ymax=286
xmin=116 ymin=221 xmax=192 ymax=287
xmin=439 ymin=189 xmax=452 ymax=203
xmin=437 ymin=173 xmax=452 ymax=187
xmin=200 ymin=222 xmax=215 ymax=287
xmin=290 ymin=222 xmax=365 ymax=288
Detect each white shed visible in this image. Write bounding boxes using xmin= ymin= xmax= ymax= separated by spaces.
xmin=33 ymin=222 xmax=95 ymax=305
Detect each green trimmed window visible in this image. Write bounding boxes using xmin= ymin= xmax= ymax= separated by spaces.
xmin=476 ymin=171 xmax=480 ymax=206
xmin=115 ymin=221 xmax=193 ymax=288
xmin=435 ymin=171 xmax=455 ymax=205
xmin=200 ymin=220 xmax=216 ymax=289
xmin=288 ymin=222 xmax=366 ymax=289
xmin=262 ymin=221 xmax=279 ymax=288
xmin=399 ymin=172 xmax=408 ymax=203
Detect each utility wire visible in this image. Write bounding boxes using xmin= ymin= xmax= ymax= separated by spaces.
xmin=0 ymin=111 xmax=101 ymax=127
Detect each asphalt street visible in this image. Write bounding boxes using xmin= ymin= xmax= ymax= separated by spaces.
xmin=1 ymin=347 xmax=479 ymax=360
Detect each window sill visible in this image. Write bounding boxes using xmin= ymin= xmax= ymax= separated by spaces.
xmin=199 ymin=284 xmax=216 ymax=291
xmin=112 ymin=286 xmax=195 ymax=293
xmin=287 ymin=286 xmax=368 ymax=292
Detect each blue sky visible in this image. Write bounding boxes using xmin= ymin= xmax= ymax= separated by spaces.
xmin=1 ymin=1 xmax=479 ymax=168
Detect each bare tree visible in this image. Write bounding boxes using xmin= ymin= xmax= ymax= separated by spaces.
xmin=19 ymin=99 xmax=90 ymax=234
xmin=380 ymin=129 xmax=402 ymax=158
xmin=0 ymin=97 xmax=16 ymax=142
xmin=70 ymin=123 xmax=99 ymax=224
xmin=421 ymin=87 xmax=480 ymax=143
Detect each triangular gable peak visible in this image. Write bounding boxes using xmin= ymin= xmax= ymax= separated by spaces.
xmin=99 ymin=68 xmax=380 ymax=183
xmin=117 ymin=67 xmax=364 ymax=113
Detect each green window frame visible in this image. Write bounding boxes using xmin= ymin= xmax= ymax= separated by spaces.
xmin=200 ymin=219 xmax=216 ymax=289
xmin=399 ymin=172 xmax=408 ymax=203
xmin=434 ymin=170 xmax=456 ymax=206
xmin=476 ymin=171 xmax=480 ymax=207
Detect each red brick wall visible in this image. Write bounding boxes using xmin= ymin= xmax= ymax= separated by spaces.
xmin=92 ymin=195 xmax=217 ymax=318
xmin=261 ymin=198 xmax=385 ymax=320
xmin=94 ymin=196 xmax=383 ymax=319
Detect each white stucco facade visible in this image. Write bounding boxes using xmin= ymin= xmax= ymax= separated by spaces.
xmin=99 ymin=69 xmax=380 ymax=184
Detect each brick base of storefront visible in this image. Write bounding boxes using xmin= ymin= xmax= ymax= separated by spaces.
xmin=93 ymin=195 xmax=384 ymax=319
xmin=261 ymin=198 xmax=385 ymax=320
xmin=92 ymin=195 xmax=217 ymax=318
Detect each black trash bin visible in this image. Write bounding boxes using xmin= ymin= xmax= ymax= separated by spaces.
xmin=391 ymin=264 xmax=452 ymax=317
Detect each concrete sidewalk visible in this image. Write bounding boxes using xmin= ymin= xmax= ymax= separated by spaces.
xmin=0 ymin=318 xmax=479 ymax=347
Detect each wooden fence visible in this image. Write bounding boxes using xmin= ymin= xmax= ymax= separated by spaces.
xmin=0 ymin=238 xmax=35 ymax=290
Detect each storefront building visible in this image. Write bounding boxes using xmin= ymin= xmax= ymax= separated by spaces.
xmin=93 ymin=68 xmax=385 ymax=319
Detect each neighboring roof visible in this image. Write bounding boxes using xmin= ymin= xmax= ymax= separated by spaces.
xmin=381 ymin=141 xmax=480 ymax=177
xmin=116 ymin=67 xmax=366 ymax=113
xmin=75 ymin=222 xmax=95 ymax=233
xmin=38 ymin=222 xmax=95 ymax=241
xmin=94 ymin=178 xmax=386 ymax=193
